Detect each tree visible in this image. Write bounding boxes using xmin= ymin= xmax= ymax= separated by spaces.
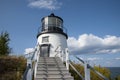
xmin=0 ymin=31 xmax=11 ymax=55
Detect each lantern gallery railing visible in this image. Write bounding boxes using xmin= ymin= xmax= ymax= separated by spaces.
xmin=37 ymin=26 xmax=67 ymax=34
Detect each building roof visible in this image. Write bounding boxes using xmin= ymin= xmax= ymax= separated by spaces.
xmin=41 ymin=13 xmax=63 ymax=22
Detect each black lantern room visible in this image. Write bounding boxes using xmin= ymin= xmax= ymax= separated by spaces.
xmin=37 ymin=13 xmax=68 ymax=39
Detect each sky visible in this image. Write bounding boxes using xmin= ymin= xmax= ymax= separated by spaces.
xmin=0 ymin=0 xmax=120 ymax=67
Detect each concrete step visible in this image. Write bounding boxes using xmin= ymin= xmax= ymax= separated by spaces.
xmin=36 ymin=74 xmax=71 ymax=77
xmin=36 ymin=57 xmax=74 ymax=80
xmin=39 ymin=60 xmax=61 ymax=63
xmin=39 ymin=57 xmax=61 ymax=61
xmin=36 ymin=75 xmax=73 ymax=78
xmin=38 ymin=60 xmax=55 ymax=62
xmin=37 ymin=64 xmax=65 ymax=68
xmin=42 ymin=58 xmax=61 ymax=60
xmin=38 ymin=62 xmax=63 ymax=64
xmin=35 ymin=78 xmax=74 ymax=80
xmin=39 ymin=57 xmax=55 ymax=59
xmin=39 ymin=58 xmax=55 ymax=60
xmin=36 ymin=72 xmax=71 ymax=75
xmin=39 ymin=58 xmax=55 ymax=61
xmin=36 ymin=70 xmax=70 ymax=76
xmin=37 ymin=65 xmax=65 ymax=68
xmin=37 ymin=63 xmax=64 ymax=66
xmin=37 ymin=67 xmax=67 ymax=71
xmin=36 ymin=70 xmax=70 ymax=74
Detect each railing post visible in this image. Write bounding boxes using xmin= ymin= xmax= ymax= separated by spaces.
xmin=84 ymin=61 xmax=90 ymax=80
xmin=65 ymin=48 xmax=69 ymax=70
xmin=26 ymin=64 xmax=32 ymax=80
xmin=30 ymin=68 xmax=32 ymax=80
xmin=34 ymin=50 xmax=38 ymax=78
xmin=61 ymin=50 xmax=64 ymax=62
xmin=59 ymin=46 xmax=62 ymax=58
xmin=34 ymin=45 xmax=40 ymax=79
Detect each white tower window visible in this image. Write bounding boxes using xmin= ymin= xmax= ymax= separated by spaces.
xmin=42 ymin=36 xmax=49 ymax=43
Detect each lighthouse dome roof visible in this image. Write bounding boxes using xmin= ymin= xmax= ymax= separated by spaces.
xmin=41 ymin=13 xmax=63 ymax=22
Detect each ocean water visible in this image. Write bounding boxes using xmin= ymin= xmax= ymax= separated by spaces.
xmin=107 ymin=67 xmax=120 ymax=79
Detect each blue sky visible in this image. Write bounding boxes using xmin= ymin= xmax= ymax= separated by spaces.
xmin=0 ymin=0 xmax=120 ymax=67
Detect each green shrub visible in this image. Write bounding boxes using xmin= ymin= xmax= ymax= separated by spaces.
xmin=115 ymin=75 xmax=120 ymax=80
xmin=69 ymin=62 xmax=111 ymax=80
xmin=0 ymin=56 xmax=27 ymax=80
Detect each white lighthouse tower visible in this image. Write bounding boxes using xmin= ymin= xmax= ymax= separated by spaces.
xmin=37 ymin=13 xmax=68 ymax=57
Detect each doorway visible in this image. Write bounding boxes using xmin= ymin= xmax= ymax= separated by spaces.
xmin=40 ymin=44 xmax=50 ymax=57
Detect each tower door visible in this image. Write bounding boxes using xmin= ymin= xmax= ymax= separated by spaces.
xmin=40 ymin=44 xmax=50 ymax=57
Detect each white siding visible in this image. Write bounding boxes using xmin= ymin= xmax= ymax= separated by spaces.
xmin=37 ymin=33 xmax=67 ymax=57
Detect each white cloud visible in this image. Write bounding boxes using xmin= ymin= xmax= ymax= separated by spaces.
xmin=67 ymin=34 xmax=120 ymax=54
xmin=115 ymin=57 xmax=120 ymax=60
xmin=87 ymin=57 xmax=102 ymax=61
xmin=25 ymin=48 xmax=35 ymax=54
xmin=28 ymin=0 xmax=62 ymax=10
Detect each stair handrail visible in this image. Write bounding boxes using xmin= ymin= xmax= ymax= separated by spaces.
xmin=69 ymin=60 xmax=85 ymax=80
xmin=65 ymin=48 xmax=69 ymax=70
xmin=31 ymin=48 xmax=37 ymax=60
xmin=31 ymin=44 xmax=40 ymax=79
xmin=55 ymin=46 xmax=69 ymax=70
xmin=30 ymin=46 xmax=38 ymax=80
xmin=74 ymin=56 xmax=109 ymax=80
xmin=88 ymin=65 xmax=109 ymax=80
xmin=54 ymin=45 xmax=61 ymax=57
xmin=34 ymin=45 xmax=40 ymax=78
xmin=22 ymin=64 xmax=31 ymax=80
xmin=22 ymin=44 xmax=40 ymax=80
xmin=22 ymin=49 xmax=36 ymax=80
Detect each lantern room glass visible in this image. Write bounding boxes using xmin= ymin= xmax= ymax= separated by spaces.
xmin=48 ymin=17 xmax=63 ymax=29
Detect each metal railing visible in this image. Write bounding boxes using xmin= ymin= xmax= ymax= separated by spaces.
xmin=69 ymin=60 xmax=85 ymax=80
xmin=38 ymin=25 xmax=67 ymax=34
xmin=54 ymin=45 xmax=69 ymax=70
xmin=74 ymin=56 xmax=109 ymax=80
xmin=55 ymin=46 xmax=109 ymax=80
xmin=23 ymin=44 xmax=109 ymax=80
xmin=54 ymin=45 xmax=61 ymax=57
xmin=22 ymin=44 xmax=40 ymax=80
xmin=22 ymin=64 xmax=31 ymax=80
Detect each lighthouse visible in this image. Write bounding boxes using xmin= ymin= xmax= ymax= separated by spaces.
xmin=37 ymin=13 xmax=68 ymax=57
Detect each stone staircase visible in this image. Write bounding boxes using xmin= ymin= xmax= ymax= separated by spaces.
xmin=35 ymin=57 xmax=74 ymax=80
